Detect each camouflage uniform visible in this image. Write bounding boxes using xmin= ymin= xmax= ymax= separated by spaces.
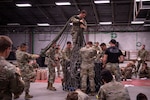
xmin=0 ymin=56 xmax=24 ymax=100
xmin=16 ymin=50 xmax=36 ymax=95
xmin=61 ymin=47 xmax=72 ymax=87
xmin=79 ymin=46 xmax=97 ymax=92
xmin=70 ymin=15 xmax=87 ymax=45
xmin=122 ymin=63 xmax=136 ymax=80
xmin=46 ymin=47 xmax=56 ymax=85
xmin=97 ymin=80 xmax=130 ymax=100
xmin=75 ymin=89 xmax=90 ymax=100
xmin=55 ymin=50 xmax=62 ymax=77
xmin=137 ymin=49 xmax=148 ymax=72
xmin=139 ymin=66 xmax=150 ymax=78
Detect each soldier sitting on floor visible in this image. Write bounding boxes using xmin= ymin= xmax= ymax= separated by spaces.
xmin=139 ymin=62 xmax=150 ymax=78
xmin=121 ymin=61 xmax=136 ymax=81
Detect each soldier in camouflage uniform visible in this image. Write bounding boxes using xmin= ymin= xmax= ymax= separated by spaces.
xmin=97 ymin=69 xmax=130 ymax=100
xmin=61 ymin=41 xmax=72 ymax=87
xmin=139 ymin=62 xmax=150 ymax=78
xmin=45 ymin=42 xmax=57 ymax=91
xmin=121 ymin=61 xmax=136 ymax=81
xmin=0 ymin=36 xmax=24 ymax=100
xmin=137 ymin=45 xmax=148 ymax=73
xmin=79 ymin=41 xmax=97 ymax=95
xmin=55 ymin=47 xmax=62 ymax=77
xmin=70 ymin=10 xmax=87 ymax=45
xmin=16 ymin=43 xmax=39 ymax=99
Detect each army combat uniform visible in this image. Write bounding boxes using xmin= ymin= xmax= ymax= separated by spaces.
xmin=97 ymin=80 xmax=130 ymax=100
xmin=45 ymin=46 xmax=57 ymax=91
xmin=79 ymin=46 xmax=97 ymax=93
xmin=16 ymin=50 xmax=36 ymax=99
xmin=137 ymin=49 xmax=148 ymax=72
xmin=70 ymin=15 xmax=87 ymax=45
xmin=0 ymin=56 xmax=24 ymax=100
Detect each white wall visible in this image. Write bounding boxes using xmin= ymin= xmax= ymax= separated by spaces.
xmin=6 ymin=32 xmax=150 ymax=54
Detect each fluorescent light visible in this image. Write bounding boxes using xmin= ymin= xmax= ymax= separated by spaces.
xmin=94 ymin=0 xmax=110 ymax=4
xmin=136 ymin=0 xmax=150 ymax=2
xmin=131 ymin=21 xmax=144 ymax=24
xmin=37 ymin=23 xmax=50 ymax=26
xmin=69 ymin=23 xmax=73 ymax=25
xmin=55 ymin=2 xmax=71 ymax=5
xmin=7 ymin=23 xmax=20 ymax=26
xmin=16 ymin=4 xmax=32 ymax=7
xmin=99 ymin=22 xmax=112 ymax=25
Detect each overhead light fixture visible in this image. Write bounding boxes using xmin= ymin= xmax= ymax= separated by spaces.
xmin=131 ymin=21 xmax=144 ymax=24
xmin=55 ymin=2 xmax=71 ymax=6
xmin=99 ymin=22 xmax=112 ymax=25
xmin=69 ymin=23 xmax=73 ymax=26
xmin=16 ymin=3 xmax=32 ymax=7
xmin=37 ymin=23 xmax=50 ymax=26
xmin=94 ymin=0 xmax=110 ymax=4
xmin=136 ymin=0 xmax=150 ymax=2
xmin=7 ymin=23 xmax=20 ymax=26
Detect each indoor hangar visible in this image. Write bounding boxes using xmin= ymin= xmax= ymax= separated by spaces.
xmin=0 ymin=0 xmax=150 ymax=100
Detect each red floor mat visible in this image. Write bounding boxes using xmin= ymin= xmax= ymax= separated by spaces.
xmin=122 ymin=79 xmax=150 ymax=86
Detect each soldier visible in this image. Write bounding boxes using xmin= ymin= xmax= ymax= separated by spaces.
xmin=70 ymin=10 xmax=87 ymax=45
xmin=0 ymin=36 xmax=24 ymax=100
xmin=61 ymin=41 xmax=72 ymax=87
xmin=100 ymin=43 xmax=107 ymax=59
xmin=79 ymin=41 xmax=97 ymax=95
xmin=139 ymin=62 xmax=150 ymax=78
xmin=66 ymin=89 xmax=90 ymax=100
xmin=121 ymin=61 xmax=136 ymax=81
xmin=97 ymin=69 xmax=130 ymax=100
xmin=137 ymin=45 xmax=148 ymax=73
xmin=16 ymin=43 xmax=39 ymax=99
xmin=54 ymin=47 xmax=62 ymax=77
xmin=45 ymin=42 xmax=57 ymax=91
xmin=94 ymin=42 xmax=101 ymax=53
xmin=103 ymin=39 xmax=124 ymax=82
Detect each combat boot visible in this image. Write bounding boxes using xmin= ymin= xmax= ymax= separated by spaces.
xmin=25 ymin=92 xmax=33 ymax=100
xmin=48 ymin=83 xmax=56 ymax=91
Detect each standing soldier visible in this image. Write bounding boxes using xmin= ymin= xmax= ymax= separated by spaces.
xmin=55 ymin=47 xmax=62 ymax=77
xmin=45 ymin=42 xmax=57 ymax=91
xmin=16 ymin=43 xmax=39 ymax=99
xmin=103 ymin=39 xmax=124 ymax=82
xmin=79 ymin=41 xmax=97 ymax=95
xmin=70 ymin=10 xmax=87 ymax=45
xmin=137 ymin=45 xmax=148 ymax=73
xmin=0 ymin=36 xmax=24 ymax=100
xmin=61 ymin=41 xmax=72 ymax=88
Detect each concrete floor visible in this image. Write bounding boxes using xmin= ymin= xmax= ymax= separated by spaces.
xmin=13 ymin=81 xmax=150 ymax=100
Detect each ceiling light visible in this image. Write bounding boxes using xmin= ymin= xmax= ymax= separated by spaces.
xmin=16 ymin=3 xmax=32 ymax=7
xmin=136 ymin=0 xmax=150 ymax=2
xmin=7 ymin=23 xmax=20 ymax=26
xmin=55 ymin=2 xmax=71 ymax=6
xmin=131 ymin=21 xmax=144 ymax=24
xmin=69 ymin=23 xmax=73 ymax=25
xmin=94 ymin=0 xmax=110 ymax=4
xmin=99 ymin=22 xmax=112 ymax=25
xmin=37 ymin=23 xmax=50 ymax=26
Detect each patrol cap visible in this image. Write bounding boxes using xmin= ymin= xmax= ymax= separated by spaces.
xmin=109 ymin=39 xmax=116 ymax=44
